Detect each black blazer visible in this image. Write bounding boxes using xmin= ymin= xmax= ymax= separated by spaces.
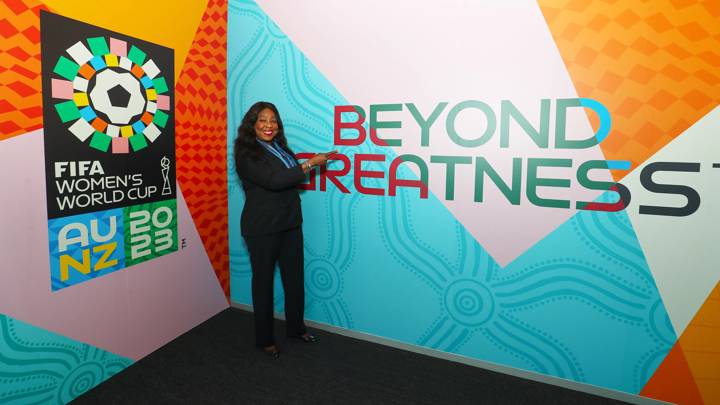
xmin=235 ymin=148 xmax=306 ymax=237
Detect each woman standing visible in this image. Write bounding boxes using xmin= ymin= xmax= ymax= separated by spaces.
xmin=234 ymin=101 xmax=334 ymax=358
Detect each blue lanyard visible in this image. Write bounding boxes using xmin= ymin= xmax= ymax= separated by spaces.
xmin=257 ymin=139 xmax=297 ymax=168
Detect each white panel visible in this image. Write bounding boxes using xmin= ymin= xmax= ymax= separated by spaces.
xmin=146 ymin=101 xmax=157 ymax=113
xmin=143 ymin=123 xmax=162 ymax=142
xmin=106 ymin=124 xmax=120 ymax=138
xmin=141 ymin=59 xmax=161 ymax=79
xmin=68 ymin=118 xmax=95 ymax=141
xmin=67 ymin=41 xmax=93 ymax=65
xmin=73 ymin=77 xmax=88 ymax=92
xmin=623 ymin=106 xmax=720 ymax=335
xmin=119 ymin=56 xmax=133 ymax=71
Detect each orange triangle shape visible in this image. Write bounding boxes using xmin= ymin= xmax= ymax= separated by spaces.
xmin=641 ymin=343 xmax=704 ymax=405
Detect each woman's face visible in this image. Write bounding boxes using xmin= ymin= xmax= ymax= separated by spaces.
xmin=254 ymin=108 xmax=278 ymax=142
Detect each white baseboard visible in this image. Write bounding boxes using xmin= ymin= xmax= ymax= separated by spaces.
xmin=229 ymin=301 xmax=672 ymax=405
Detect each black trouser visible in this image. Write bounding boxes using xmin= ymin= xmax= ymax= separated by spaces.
xmin=244 ymin=226 xmax=307 ymax=347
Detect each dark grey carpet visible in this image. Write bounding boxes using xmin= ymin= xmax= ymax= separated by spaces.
xmin=73 ymin=308 xmax=629 ymax=405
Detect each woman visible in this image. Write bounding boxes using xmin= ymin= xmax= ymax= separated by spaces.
xmin=234 ymin=101 xmax=334 ymax=358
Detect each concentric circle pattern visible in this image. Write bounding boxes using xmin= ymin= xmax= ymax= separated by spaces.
xmin=444 ymin=279 xmax=496 ymax=328
xmin=56 ymin=362 xmax=104 ymax=403
xmin=50 ymin=36 xmax=171 ymax=153
xmin=305 ymin=259 xmax=341 ymax=300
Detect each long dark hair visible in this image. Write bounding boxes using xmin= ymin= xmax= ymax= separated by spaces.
xmin=234 ymin=101 xmax=295 ymax=163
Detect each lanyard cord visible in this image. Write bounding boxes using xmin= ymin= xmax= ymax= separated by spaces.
xmin=257 ymin=139 xmax=297 ymax=168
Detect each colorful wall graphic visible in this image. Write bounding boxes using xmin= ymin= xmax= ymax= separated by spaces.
xmin=1 ymin=0 xmax=229 ymax=403
xmin=41 ymin=11 xmax=178 ymax=290
xmin=227 ymin=1 xmax=719 ymax=404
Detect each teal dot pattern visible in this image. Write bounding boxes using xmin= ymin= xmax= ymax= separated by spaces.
xmin=0 ymin=313 xmax=132 ymax=404
xmin=227 ymin=0 xmax=676 ymax=394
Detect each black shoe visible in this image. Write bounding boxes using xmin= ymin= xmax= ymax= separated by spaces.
xmin=294 ymin=333 xmax=317 ymax=343
xmin=260 ymin=345 xmax=281 ymax=358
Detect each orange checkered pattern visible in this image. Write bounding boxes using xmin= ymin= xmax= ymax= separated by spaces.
xmin=538 ymin=1 xmax=720 ymax=175
xmin=642 ymin=283 xmax=720 ymax=404
xmin=678 ymin=284 xmax=720 ymax=404
xmin=175 ymin=0 xmax=229 ymax=297
xmin=0 ymin=0 xmax=48 ymax=140
xmin=538 ymin=3 xmax=720 ymax=402
xmin=641 ymin=342 xmax=704 ymax=405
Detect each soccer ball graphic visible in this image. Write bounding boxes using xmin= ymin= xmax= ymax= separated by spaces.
xmin=51 ymin=37 xmax=170 ymax=153
xmin=90 ymin=70 xmax=145 ymax=125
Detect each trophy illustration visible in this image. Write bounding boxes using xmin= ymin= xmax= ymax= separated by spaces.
xmin=161 ymin=156 xmax=171 ymax=196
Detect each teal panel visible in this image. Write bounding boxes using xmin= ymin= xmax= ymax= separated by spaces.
xmin=153 ymin=110 xmax=168 ymax=128
xmin=89 ymin=131 xmax=111 ymax=151
xmin=0 ymin=313 xmax=132 ymax=404
xmin=227 ymin=0 xmax=676 ymax=395
xmin=152 ymin=77 xmax=169 ymax=94
xmin=129 ymin=134 xmax=148 ymax=151
xmin=54 ymin=101 xmax=81 ymax=123
xmin=87 ymin=37 xmax=109 ymax=56
xmin=53 ymin=56 xmax=80 ymax=81
xmin=127 ymin=45 xmax=147 ymax=66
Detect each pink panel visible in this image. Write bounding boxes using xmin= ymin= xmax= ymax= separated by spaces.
xmin=112 ymin=137 xmax=129 ymax=154
xmin=257 ymin=0 xmax=609 ymax=266
xmin=156 ymin=95 xmax=170 ymax=110
xmin=51 ymin=79 xmax=74 ymax=99
xmin=109 ymin=37 xmax=127 ymax=57
xmin=0 ymin=130 xmax=228 ymax=360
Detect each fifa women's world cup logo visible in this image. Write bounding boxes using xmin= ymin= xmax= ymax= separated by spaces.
xmin=41 ymin=11 xmax=177 ymax=291
xmin=50 ymin=35 xmax=171 ymax=153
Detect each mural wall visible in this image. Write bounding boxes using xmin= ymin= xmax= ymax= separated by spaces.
xmin=0 ymin=0 xmax=229 ymax=403
xmin=227 ymin=1 xmax=719 ymax=404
